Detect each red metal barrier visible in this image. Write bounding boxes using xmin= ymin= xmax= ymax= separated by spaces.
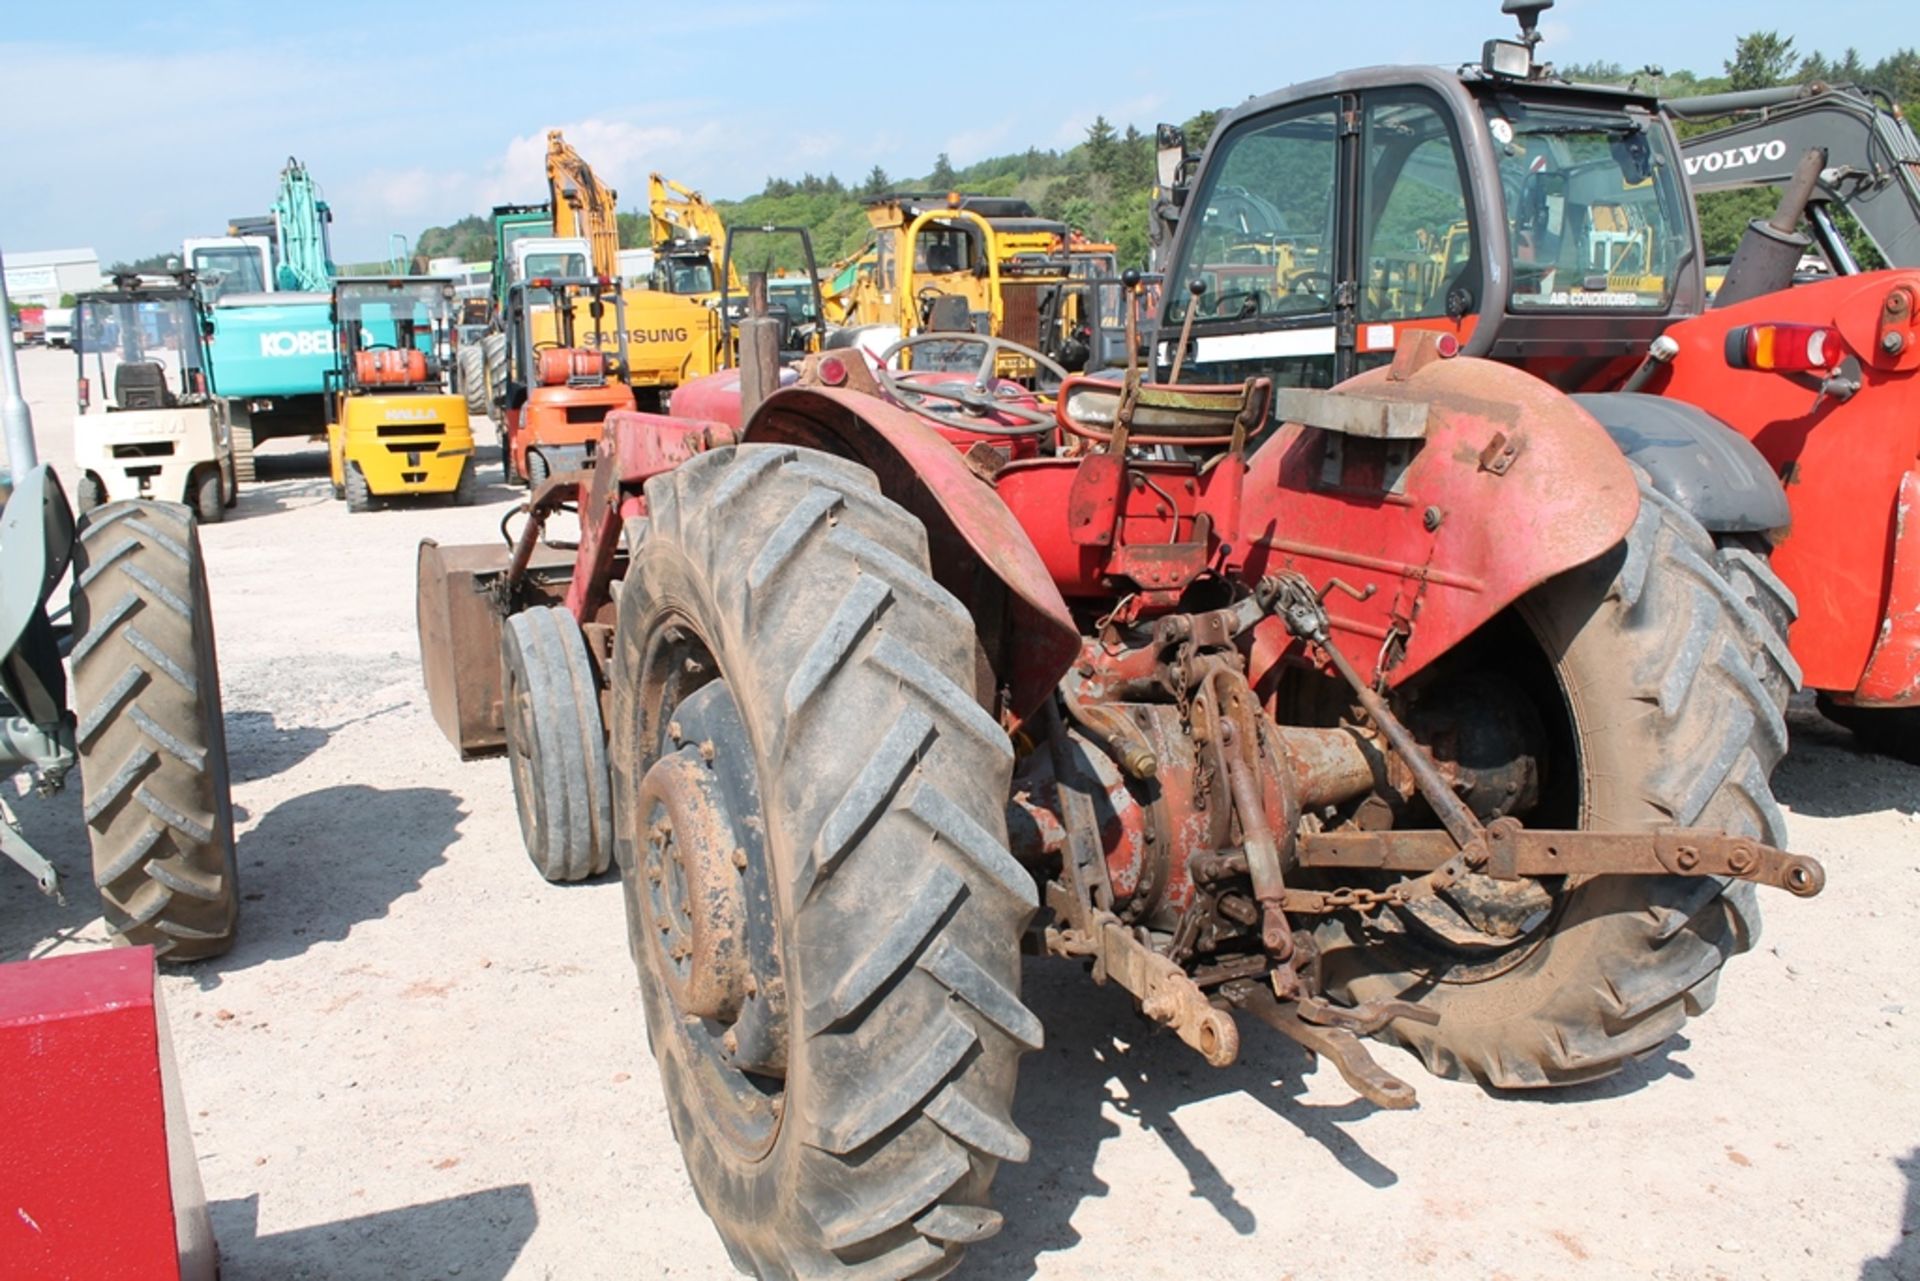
xmin=0 ymin=947 xmax=216 ymax=1281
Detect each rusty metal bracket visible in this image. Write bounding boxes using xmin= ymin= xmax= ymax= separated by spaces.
xmin=1044 ymin=882 xmax=1240 ymax=1067
xmin=1222 ymin=981 xmax=1420 ymax=1110
xmin=1296 ymin=827 xmax=1826 ymax=897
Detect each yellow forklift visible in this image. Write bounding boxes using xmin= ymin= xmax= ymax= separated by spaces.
xmin=325 ymin=276 xmax=476 ymax=511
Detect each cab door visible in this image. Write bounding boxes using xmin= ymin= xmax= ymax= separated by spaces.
xmin=1352 ymin=88 xmax=1479 ymax=370
xmin=1159 ymin=86 xmax=1479 ymax=390
xmin=1157 ymin=97 xmax=1351 ymax=389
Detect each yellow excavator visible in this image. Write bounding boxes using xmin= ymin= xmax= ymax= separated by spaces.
xmin=822 ymin=193 xmax=1079 ymax=379
xmin=647 ymin=173 xmax=741 ymax=303
xmin=543 ymin=132 xmax=721 ymax=407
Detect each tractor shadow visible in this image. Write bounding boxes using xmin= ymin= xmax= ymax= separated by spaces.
xmin=1862 ymin=1148 xmax=1920 ymax=1280
xmin=221 ymin=705 xmax=409 ymax=786
xmin=192 ymin=783 xmax=465 ymax=988
xmin=1773 ymin=698 xmax=1919 ymax=820
xmin=961 ymin=957 xmax=1396 ymax=1278
xmin=211 ymin=1184 xmax=537 ymax=1280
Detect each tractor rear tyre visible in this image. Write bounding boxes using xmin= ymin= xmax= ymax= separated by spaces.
xmin=71 ymin=501 xmax=237 ymax=961
xmin=192 ymin=468 xmax=225 ymax=525
xmin=502 ymin=606 xmax=612 ymax=881
xmin=344 ymin=464 xmax=375 ymax=513
xmin=1709 ymin=528 xmax=1799 ymax=714
xmin=525 ymin=449 xmax=550 ymax=490
xmin=612 ymin=444 xmax=1039 ymax=1278
xmin=1315 ymin=485 xmax=1783 ymax=1088
xmin=1815 ymin=697 xmax=1920 ymax=765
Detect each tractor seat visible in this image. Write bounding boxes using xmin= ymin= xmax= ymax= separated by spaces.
xmin=355 ymin=349 xmax=428 ymax=386
xmin=113 ymin=362 xmax=173 ymax=410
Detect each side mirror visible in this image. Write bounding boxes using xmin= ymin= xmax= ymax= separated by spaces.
xmin=1156 ymin=124 xmax=1189 ymax=191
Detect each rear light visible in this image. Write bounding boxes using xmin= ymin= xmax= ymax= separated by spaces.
xmin=818 ymin=355 xmax=849 ymax=386
xmin=529 ymin=277 xmax=552 ymax=289
xmin=1726 ymin=322 xmax=1844 ymax=372
xmin=77 ymin=378 xmax=89 ymax=410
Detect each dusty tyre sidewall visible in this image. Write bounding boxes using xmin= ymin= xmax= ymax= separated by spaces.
xmin=344 ymin=464 xmax=373 ymax=513
xmin=1318 ymin=493 xmax=1781 ymax=1087
xmin=612 ymin=444 xmax=1036 ymax=1278
xmin=72 ymin=502 xmax=238 ymax=960
xmin=501 ymin=607 xmax=611 ymax=882
xmin=193 ymin=468 xmax=224 ymax=524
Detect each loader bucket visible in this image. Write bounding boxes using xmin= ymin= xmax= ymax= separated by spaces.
xmin=416 ymin=539 xmax=577 ymax=758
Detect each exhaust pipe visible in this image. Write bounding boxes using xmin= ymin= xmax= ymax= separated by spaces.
xmin=1715 ymin=147 xmax=1825 ymax=308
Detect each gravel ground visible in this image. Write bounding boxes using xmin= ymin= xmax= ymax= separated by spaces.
xmin=2 ymin=342 xmax=1916 ymax=1280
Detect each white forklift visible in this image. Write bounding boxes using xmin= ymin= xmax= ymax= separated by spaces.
xmin=72 ymin=274 xmax=236 ymax=522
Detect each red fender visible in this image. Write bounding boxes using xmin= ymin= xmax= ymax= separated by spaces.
xmin=1238 ymin=353 xmax=1641 ymax=688
xmin=744 ymin=387 xmax=1079 ymax=723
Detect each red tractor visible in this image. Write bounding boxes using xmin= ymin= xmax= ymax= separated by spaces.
xmin=419 ymin=311 xmax=1823 ymax=1274
xmin=1150 ymin=0 xmax=1920 ymax=758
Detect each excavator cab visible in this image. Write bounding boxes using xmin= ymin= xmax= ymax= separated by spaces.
xmin=324 ymin=277 xmax=475 ymax=511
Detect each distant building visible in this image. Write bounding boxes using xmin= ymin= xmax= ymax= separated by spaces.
xmin=3 ymin=248 xmax=105 ymax=307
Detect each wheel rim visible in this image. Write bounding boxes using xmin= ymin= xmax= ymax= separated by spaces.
xmin=630 ymin=616 xmax=787 ymax=1162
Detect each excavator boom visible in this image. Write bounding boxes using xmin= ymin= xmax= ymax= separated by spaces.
xmin=546 ymin=130 xmax=622 ymax=281
xmin=1669 ymin=83 xmax=1920 ymax=269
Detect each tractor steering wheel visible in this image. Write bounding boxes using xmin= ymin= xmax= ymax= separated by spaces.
xmin=1289 ymin=271 xmax=1334 ymax=303
xmin=874 ymin=333 xmax=1069 ymax=437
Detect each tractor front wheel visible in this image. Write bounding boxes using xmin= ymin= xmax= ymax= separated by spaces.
xmin=71 ymin=502 xmax=238 ymax=960
xmin=612 ymin=444 xmax=1039 ymax=1278
xmin=502 ymin=606 xmax=612 ymax=882
xmin=1315 ymin=484 xmax=1783 ymax=1087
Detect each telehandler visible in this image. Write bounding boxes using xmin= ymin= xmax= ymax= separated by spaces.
xmin=1149 ymin=0 xmax=1920 ymax=759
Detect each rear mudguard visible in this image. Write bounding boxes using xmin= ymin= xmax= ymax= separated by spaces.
xmin=1652 ymin=270 xmax=1920 ymax=698
xmin=1855 ymin=469 xmax=1920 ymax=705
xmin=1572 ymin=392 xmax=1790 ymax=534
xmin=1237 ymin=353 xmax=1641 ymax=689
xmin=0 ymin=466 xmax=75 ymax=725
xmin=744 ymin=387 xmax=1080 ymax=722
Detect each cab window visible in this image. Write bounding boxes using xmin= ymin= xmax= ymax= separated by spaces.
xmin=1361 ymin=93 xmax=1475 ymax=322
xmin=1166 ymin=102 xmax=1339 ymax=326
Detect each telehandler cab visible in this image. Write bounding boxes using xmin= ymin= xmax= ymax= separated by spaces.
xmin=325 ymin=276 xmax=476 ymax=512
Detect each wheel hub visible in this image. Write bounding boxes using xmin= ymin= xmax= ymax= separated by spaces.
xmin=637 ymin=752 xmax=750 ymax=1023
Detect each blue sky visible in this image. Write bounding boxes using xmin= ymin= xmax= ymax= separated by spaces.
xmin=1 ymin=0 xmax=1903 ymax=264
